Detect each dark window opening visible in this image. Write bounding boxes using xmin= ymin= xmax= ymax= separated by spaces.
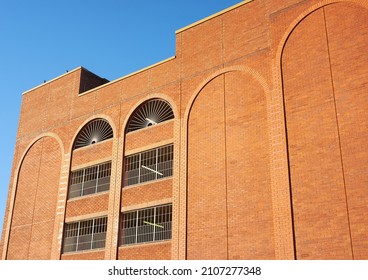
xmin=124 ymin=144 xmax=173 ymax=186
xmin=120 ymin=204 xmax=172 ymax=246
xmin=69 ymin=161 xmax=111 ymax=199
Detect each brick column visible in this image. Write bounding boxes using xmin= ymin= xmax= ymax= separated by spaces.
xmin=170 ymin=118 xmax=183 ymax=259
xmin=104 ymin=137 xmax=122 ymax=260
xmin=50 ymin=153 xmax=70 ymax=259
xmin=269 ymin=60 xmax=295 ymax=260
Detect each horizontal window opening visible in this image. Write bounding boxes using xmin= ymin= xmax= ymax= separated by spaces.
xmin=120 ymin=204 xmax=172 ymax=246
xmin=63 ymin=216 xmax=107 ymax=253
xmin=124 ymin=144 xmax=173 ymax=187
xmin=69 ymin=161 xmax=111 ymax=199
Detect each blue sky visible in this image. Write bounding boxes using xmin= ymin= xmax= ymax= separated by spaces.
xmin=0 ymin=0 xmax=242 ymax=236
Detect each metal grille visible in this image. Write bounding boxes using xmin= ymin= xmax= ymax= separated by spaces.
xmin=63 ymin=216 xmax=108 ymax=253
xmin=124 ymin=144 xmax=173 ymax=186
xmin=74 ymin=118 xmax=113 ymax=149
xmin=69 ymin=161 xmax=111 ymax=199
xmin=126 ymin=99 xmax=174 ymax=133
xmin=120 ymin=204 xmax=172 ymax=246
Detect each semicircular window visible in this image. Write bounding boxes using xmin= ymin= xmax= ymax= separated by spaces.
xmin=74 ymin=118 xmax=113 ymax=150
xmin=126 ymin=99 xmax=174 ymax=133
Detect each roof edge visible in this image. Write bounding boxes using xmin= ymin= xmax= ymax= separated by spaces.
xmin=22 ymin=67 xmax=84 ymax=95
xmin=78 ymin=56 xmax=176 ymax=97
xmin=175 ymin=0 xmax=254 ymax=34
xmin=22 ymin=1 xmax=253 ymax=96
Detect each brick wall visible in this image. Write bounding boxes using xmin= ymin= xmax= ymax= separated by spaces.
xmin=2 ymin=0 xmax=368 ymax=260
xmin=282 ymin=7 xmax=353 ymax=259
xmin=71 ymin=140 xmax=113 ymax=169
xmin=282 ymin=2 xmax=368 ymax=259
xmin=118 ymin=242 xmax=171 ymax=260
xmin=187 ymin=71 xmax=274 ymax=259
xmin=61 ymin=250 xmax=105 ymax=260
xmin=6 ymin=137 xmax=61 ymax=259
xmin=323 ymin=3 xmax=368 ymax=260
xmin=125 ymin=121 xmax=174 ymax=152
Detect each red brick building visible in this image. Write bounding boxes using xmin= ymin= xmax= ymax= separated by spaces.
xmin=1 ymin=0 xmax=368 ymax=260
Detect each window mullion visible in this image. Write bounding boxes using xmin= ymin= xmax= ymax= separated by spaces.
xmin=81 ymin=168 xmax=86 ymax=197
xmin=135 ymin=210 xmax=139 ymax=244
xmin=155 ymin=148 xmax=158 ymax=180
xmin=138 ymin=153 xmax=142 ymax=184
xmin=91 ymin=218 xmax=95 ymax=250
xmin=153 ymin=207 xmax=156 ymax=242
xmin=76 ymin=221 xmax=81 ymax=252
xmin=96 ymin=164 xmax=100 ymax=194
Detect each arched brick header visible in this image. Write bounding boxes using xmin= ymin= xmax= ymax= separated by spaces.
xmin=2 ymin=133 xmax=64 ymax=259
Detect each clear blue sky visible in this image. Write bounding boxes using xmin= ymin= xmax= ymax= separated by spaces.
xmin=0 ymin=0 xmax=242 ymax=236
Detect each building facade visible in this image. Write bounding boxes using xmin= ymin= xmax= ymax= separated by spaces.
xmin=1 ymin=0 xmax=368 ymax=260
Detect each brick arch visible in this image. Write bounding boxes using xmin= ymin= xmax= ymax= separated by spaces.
xmin=65 ymin=115 xmax=118 ymax=258
xmin=185 ymin=68 xmax=273 ymax=259
xmin=184 ymin=66 xmax=270 ymax=121
xmin=118 ymin=94 xmax=179 ymax=261
xmin=280 ymin=1 xmax=368 ymax=259
xmin=3 ymin=134 xmax=64 ymax=259
xmin=275 ymin=0 xmax=368 ymax=62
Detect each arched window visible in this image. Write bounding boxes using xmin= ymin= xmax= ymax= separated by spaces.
xmin=126 ymin=99 xmax=174 ymax=133
xmin=74 ymin=118 xmax=113 ymax=150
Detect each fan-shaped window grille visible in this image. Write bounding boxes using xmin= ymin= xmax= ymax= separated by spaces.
xmin=74 ymin=119 xmax=113 ymax=150
xmin=126 ymin=99 xmax=174 ymax=133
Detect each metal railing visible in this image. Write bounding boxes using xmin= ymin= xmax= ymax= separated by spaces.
xmin=69 ymin=161 xmax=111 ymax=199
xmin=63 ymin=216 xmax=108 ymax=253
xmin=120 ymin=204 xmax=172 ymax=246
xmin=124 ymin=145 xmax=173 ymax=186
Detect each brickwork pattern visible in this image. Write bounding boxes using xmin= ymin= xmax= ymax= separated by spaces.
xmin=125 ymin=121 xmax=174 ymax=152
xmin=2 ymin=0 xmax=368 ymax=260
xmin=71 ymin=140 xmax=113 ymax=169
xmin=61 ymin=250 xmax=105 ymax=260
xmin=118 ymin=242 xmax=171 ymax=260
xmin=6 ymin=137 xmax=61 ymax=259
xmin=186 ymin=71 xmax=274 ymax=259
xmin=324 ymin=3 xmax=368 ymax=260
xmin=282 ymin=2 xmax=368 ymax=259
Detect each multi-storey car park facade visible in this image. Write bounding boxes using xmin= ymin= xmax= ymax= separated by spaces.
xmin=1 ymin=0 xmax=368 ymax=260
